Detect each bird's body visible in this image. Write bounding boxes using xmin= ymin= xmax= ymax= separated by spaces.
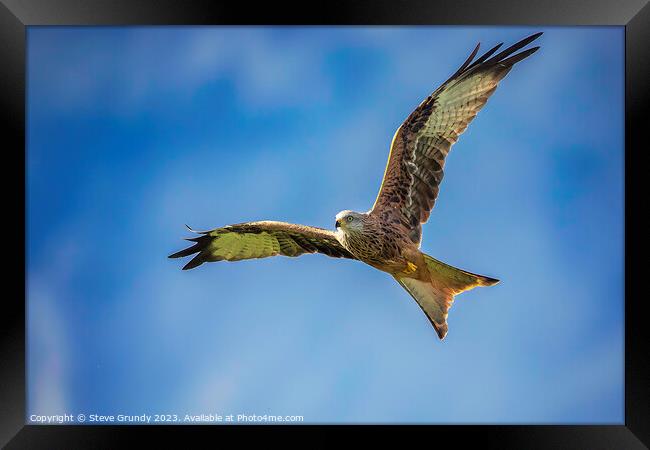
xmin=170 ymin=33 xmax=542 ymax=340
xmin=334 ymin=210 xmax=420 ymax=276
xmin=334 ymin=212 xmax=404 ymax=269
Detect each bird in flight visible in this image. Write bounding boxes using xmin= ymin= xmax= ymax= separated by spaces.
xmin=170 ymin=32 xmax=542 ymax=340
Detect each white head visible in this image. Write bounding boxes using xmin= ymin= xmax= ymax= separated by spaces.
xmin=335 ymin=210 xmax=366 ymax=233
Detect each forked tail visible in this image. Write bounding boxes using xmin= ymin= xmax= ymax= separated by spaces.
xmin=395 ymin=253 xmax=499 ymax=340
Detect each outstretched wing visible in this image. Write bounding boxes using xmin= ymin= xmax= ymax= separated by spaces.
xmin=169 ymin=221 xmax=355 ymax=270
xmin=371 ymin=32 xmax=542 ymax=244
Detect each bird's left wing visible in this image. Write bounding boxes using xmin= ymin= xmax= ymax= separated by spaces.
xmin=169 ymin=221 xmax=355 ymax=270
xmin=370 ymin=33 xmax=542 ymax=244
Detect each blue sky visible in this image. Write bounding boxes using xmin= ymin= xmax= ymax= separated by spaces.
xmin=27 ymin=26 xmax=624 ymax=424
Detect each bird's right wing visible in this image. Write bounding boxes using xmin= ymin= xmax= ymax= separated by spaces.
xmin=169 ymin=221 xmax=355 ymax=270
xmin=370 ymin=33 xmax=542 ymax=244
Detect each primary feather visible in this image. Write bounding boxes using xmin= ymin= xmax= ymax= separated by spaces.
xmin=169 ymin=221 xmax=355 ymax=270
xmin=371 ymin=33 xmax=542 ymax=245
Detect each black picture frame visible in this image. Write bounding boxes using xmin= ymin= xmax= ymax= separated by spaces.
xmin=1 ymin=0 xmax=647 ymax=447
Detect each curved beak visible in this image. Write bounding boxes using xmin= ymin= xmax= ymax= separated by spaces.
xmin=335 ymin=219 xmax=341 ymax=229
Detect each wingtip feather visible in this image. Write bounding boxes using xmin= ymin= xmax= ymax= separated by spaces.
xmin=448 ymin=42 xmax=482 ymax=81
xmin=185 ymin=224 xmax=200 ymax=234
xmin=498 ymin=46 xmax=540 ymax=67
xmin=182 ymin=254 xmax=205 ymax=270
xmin=168 ymin=246 xmax=199 ymax=259
xmin=466 ymin=42 xmax=504 ymax=71
xmin=484 ymin=32 xmax=543 ymax=67
xmin=169 ymin=231 xmax=213 ymax=262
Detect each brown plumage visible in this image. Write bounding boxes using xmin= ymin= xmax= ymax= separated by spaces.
xmin=372 ymin=32 xmax=542 ymax=245
xmin=169 ymin=33 xmax=542 ymax=340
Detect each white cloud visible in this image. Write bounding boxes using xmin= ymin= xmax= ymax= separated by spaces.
xmin=30 ymin=28 xmax=341 ymax=115
xmin=27 ymin=237 xmax=82 ymax=416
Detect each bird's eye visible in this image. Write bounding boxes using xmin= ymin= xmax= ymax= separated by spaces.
xmin=347 ymin=216 xmax=354 ymax=222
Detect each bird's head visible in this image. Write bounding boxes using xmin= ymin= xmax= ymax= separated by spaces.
xmin=335 ymin=210 xmax=366 ymax=233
